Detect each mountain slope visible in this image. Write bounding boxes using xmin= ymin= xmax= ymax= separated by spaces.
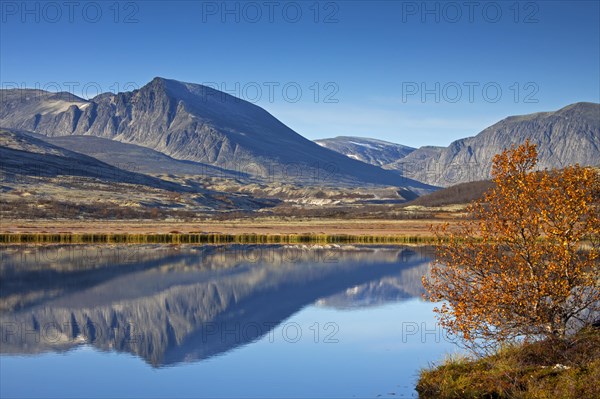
xmin=32 ymin=133 xmax=242 ymax=178
xmin=0 ymin=129 xmax=277 ymax=216
xmin=404 ymin=180 xmax=495 ymax=208
xmin=0 ymin=78 xmax=434 ymax=192
xmin=315 ymin=136 xmax=415 ymax=167
xmin=390 ymin=102 xmax=600 ymax=187
xmin=0 ymin=128 xmax=183 ymax=190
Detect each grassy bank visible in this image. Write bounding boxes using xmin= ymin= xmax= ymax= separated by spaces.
xmin=416 ymin=327 xmax=600 ymax=399
xmin=0 ymin=232 xmax=436 ymax=245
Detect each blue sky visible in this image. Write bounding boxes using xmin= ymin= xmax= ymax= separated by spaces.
xmin=1 ymin=1 xmax=599 ymax=147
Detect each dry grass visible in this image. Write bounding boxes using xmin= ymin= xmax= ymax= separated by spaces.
xmin=0 ymin=218 xmax=456 ymax=236
xmin=416 ymin=327 xmax=600 ymax=399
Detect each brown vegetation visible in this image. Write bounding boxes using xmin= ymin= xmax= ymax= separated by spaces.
xmin=417 ymin=327 xmax=600 ymax=399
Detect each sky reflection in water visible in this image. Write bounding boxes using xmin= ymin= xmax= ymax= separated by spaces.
xmin=0 ymin=245 xmax=458 ymax=398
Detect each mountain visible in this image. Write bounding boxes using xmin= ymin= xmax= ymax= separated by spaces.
xmin=390 ymin=103 xmax=600 ymax=187
xmin=315 ymin=136 xmax=415 ymax=167
xmin=31 ymin=133 xmax=242 ymax=179
xmin=0 ymin=78 xmax=434 ymax=192
xmin=0 ymin=128 xmax=277 ymax=217
xmin=0 ymin=128 xmax=183 ymax=191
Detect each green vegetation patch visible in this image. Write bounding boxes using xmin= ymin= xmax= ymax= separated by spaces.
xmin=416 ymin=327 xmax=600 ymax=399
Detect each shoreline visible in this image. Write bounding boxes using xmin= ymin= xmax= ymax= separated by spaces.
xmin=0 ymin=232 xmax=436 ymax=245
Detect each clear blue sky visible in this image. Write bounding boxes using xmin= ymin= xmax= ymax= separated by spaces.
xmin=1 ymin=1 xmax=599 ymax=147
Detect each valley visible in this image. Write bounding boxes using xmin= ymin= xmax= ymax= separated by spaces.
xmin=1 ymin=79 xmax=598 ymax=239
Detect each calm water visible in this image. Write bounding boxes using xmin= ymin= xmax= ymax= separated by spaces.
xmin=0 ymin=245 xmax=457 ymax=398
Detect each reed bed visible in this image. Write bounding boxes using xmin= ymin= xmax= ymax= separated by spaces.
xmin=0 ymin=232 xmax=436 ymax=245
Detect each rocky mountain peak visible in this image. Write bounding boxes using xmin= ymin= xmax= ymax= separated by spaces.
xmin=0 ymin=77 xmax=431 ymax=190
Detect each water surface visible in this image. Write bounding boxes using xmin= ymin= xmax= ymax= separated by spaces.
xmin=0 ymin=245 xmax=456 ymax=398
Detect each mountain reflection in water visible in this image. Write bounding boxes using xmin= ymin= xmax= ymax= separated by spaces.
xmin=0 ymin=245 xmax=432 ymax=367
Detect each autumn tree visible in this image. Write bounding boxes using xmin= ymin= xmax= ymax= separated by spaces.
xmin=424 ymin=141 xmax=600 ymax=349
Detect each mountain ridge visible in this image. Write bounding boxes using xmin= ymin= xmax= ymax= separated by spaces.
xmin=391 ymin=102 xmax=599 ymax=186
xmin=317 ymin=102 xmax=599 ymax=187
xmin=0 ymin=77 xmax=434 ymax=192
xmin=2 ymin=79 xmax=597 ymax=190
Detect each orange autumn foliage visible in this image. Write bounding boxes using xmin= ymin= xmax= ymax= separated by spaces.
xmin=424 ymin=141 xmax=600 ymax=348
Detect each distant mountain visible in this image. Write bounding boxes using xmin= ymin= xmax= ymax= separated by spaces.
xmin=315 ymin=136 xmax=415 ymax=167
xmin=0 ymin=77 xmax=433 ymax=192
xmin=390 ymin=103 xmax=600 ymax=187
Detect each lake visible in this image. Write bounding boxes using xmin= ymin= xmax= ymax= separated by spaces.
xmin=0 ymin=245 xmax=458 ymax=398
